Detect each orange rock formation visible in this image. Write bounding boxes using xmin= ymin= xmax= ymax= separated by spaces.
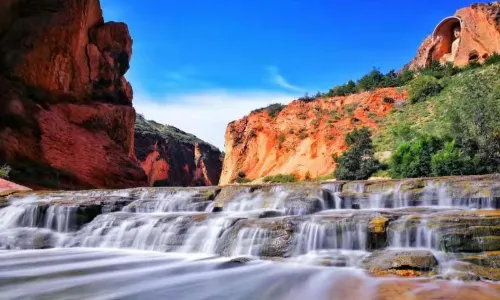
xmin=220 ymin=88 xmax=407 ymax=184
xmin=0 ymin=0 xmax=147 ymax=189
xmin=408 ymin=2 xmax=500 ymax=69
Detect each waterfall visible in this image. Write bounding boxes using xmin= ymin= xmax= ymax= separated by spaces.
xmin=294 ymin=218 xmax=368 ymax=254
xmin=388 ymin=215 xmax=439 ymax=249
xmin=0 ymin=175 xmax=499 ymax=299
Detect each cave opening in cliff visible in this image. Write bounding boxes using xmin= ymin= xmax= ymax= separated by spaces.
xmin=429 ymin=16 xmax=462 ymax=64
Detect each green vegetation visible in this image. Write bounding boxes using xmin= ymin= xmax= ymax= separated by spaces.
xmin=315 ymin=174 xmax=334 ymax=181
xmin=344 ymin=103 xmax=359 ymax=115
xmin=234 ymin=177 xmax=252 ymax=184
xmin=389 ymin=136 xmax=442 ymax=178
xmin=407 ymin=75 xmax=442 ymax=103
xmin=334 ymin=127 xmax=380 ymax=180
xmin=278 ymin=134 xmax=286 ymax=143
xmin=324 ymin=68 xmax=415 ymax=98
xmin=375 ymin=60 xmax=500 ymax=178
xmin=251 ymin=103 xmax=286 ymax=118
xmin=0 ymin=164 xmax=11 ymax=179
xmin=485 ymin=52 xmax=500 ymax=65
xmin=234 ymin=171 xmax=252 ymax=184
xmin=263 ymin=174 xmax=297 ymax=183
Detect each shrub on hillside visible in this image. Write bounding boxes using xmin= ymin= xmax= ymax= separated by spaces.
xmin=419 ymin=61 xmax=460 ymax=79
xmin=262 ymin=174 xmax=297 ymax=183
xmin=334 ymin=127 xmax=380 ymax=180
xmin=234 ymin=177 xmax=252 ymax=184
xmin=430 ymin=141 xmax=476 ymax=176
xmin=357 ymin=69 xmax=386 ymax=91
xmin=408 ymin=75 xmax=443 ymax=103
xmin=389 ymin=135 xmax=442 ymax=178
xmin=327 ymin=80 xmax=357 ymax=97
xmin=0 ymin=164 xmax=11 ymax=179
xmin=484 ymin=52 xmax=500 ymax=65
xmin=297 ymin=93 xmax=317 ymax=102
xmin=396 ymin=70 xmax=416 ymax=86
xmin=251 ymin=103 xmax=285 ymax=118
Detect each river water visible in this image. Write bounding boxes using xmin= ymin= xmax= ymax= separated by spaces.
xmin=0 ymin=178 xmax=499 ymax=299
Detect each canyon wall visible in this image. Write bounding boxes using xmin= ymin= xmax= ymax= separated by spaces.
xmin=0 ymin=0 xmax=147 ymax=189
xmin=135 ymin=115 xmax=223 ymax=187
xmin=220 ymin=88 xmax=407 ymax=185
xmin=408 ymin=2 xmax=500 ymax=70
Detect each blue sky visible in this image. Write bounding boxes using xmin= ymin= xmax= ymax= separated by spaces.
xmin=101 ymin=0 xmax=479 ymax=149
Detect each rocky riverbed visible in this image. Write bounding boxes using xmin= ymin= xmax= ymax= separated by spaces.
xmin=0 ymin=174 xmax=499 ymax=299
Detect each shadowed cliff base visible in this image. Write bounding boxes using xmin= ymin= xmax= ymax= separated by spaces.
xmin=135 ymin=114 xmax=223 ymax=187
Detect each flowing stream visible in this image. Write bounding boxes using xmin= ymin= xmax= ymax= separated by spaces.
xmin=0 ymin=178 xmax=499 ymax=299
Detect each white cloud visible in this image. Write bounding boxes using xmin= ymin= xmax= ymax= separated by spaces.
xmin=133 ymin=89 xmax=298 ymax=150
xmin=266 ymin=66 xmax=304 ymax=92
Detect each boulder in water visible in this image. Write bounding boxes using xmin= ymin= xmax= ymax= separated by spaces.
xmin=362 ymin=250 xmax=438 ymax=275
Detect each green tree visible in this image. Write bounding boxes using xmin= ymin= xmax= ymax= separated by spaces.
xmin=445 ymin=77 xmax=500 ymax=174
xmin=357 ymin=69 xmax=385 ymax=91
xmin=334 ymin=127 xmax=380 ymax=180
xmin=431 ymin=141 xmax=476 ymax=176
xmin=389 ymin=135 xmax=442 ymax=178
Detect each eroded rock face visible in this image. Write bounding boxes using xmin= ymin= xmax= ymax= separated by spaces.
xmin=220 ymin=88 xmax=407 ymax=184
xmin=408 ymin=2 xmax=500 ymax=69
xmin=0 ymin=0 xmax=147 ymax=189
xmin=134 ymin=114 xmax=223 ymax=187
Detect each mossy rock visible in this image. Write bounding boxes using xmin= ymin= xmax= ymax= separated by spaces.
xmin=460 ymin=251 xmax=500 ymax=268
xmin=441 ymin=235 xmax=500 ymax=252
xmin=453 ymin=262 xmax=500 ymax=281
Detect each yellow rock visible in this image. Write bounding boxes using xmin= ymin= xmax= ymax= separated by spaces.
xmin=370 ymin=217 xmax=389 ymax=233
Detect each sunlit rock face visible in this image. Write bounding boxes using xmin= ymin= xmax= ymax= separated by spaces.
xmin=408 ymin=2 xmax=500 ymax=69
xmin=135 ymin=115 xmax=223 ymax=187
xmin=0 ymin=0 xmax=147 ymax=189
xmin=219 ymin=88 xmax=407 ymax=185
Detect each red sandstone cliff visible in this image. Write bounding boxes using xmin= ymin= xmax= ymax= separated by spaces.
xmin=408 ymin=2 xmax=500 ymax=70
xmin=219 ymin=88 xmax=407 ymax=185
xmin=135 ymin=115 xmax=223 ymax=187
xmin=0 ymin=0 xmax=147 ymax=189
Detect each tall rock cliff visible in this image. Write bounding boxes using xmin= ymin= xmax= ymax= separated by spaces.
xmin=0 ymin=0 xmax=147 ymax=189
xmin=219 ymin=88 xmax=407 ymax=185
xmin=135 ymin=115 xmax=223 ymax=187
xmin=408 ymin=2 xmax=500 ymax=69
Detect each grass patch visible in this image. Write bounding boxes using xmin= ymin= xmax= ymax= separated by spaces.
xmin=263 ymin=174 xmax=297 ymax=183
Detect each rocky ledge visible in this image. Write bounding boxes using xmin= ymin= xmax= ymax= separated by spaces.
xmin=2 ymin=174 xmax=500 ymax=280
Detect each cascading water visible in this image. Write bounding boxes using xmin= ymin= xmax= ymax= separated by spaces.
xmin=0 ymin=177 xmax=499 ymax=299
xmin=388 ymin=214 xmax=439 ymax=249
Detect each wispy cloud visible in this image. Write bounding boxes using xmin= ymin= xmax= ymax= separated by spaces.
xmin=266 ymin=66 xmax=304 ymax=92
xmin=161 ymin=66 xmax=212 ymax=89
xmin=133 ymin=88 xmax=297 ymax=150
